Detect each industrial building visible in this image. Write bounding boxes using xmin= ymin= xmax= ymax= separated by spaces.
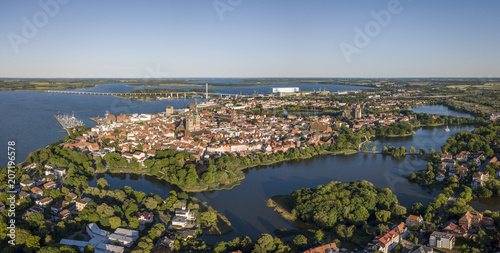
xmin=271 ymin=87 xmax=300 ymax=94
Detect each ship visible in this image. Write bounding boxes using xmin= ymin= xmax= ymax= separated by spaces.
xmin=445 ymin=126 xmax=450 ymax=132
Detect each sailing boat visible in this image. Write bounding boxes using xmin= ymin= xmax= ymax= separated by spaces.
xmin=445 ymin=126 xmax=450 ymax=132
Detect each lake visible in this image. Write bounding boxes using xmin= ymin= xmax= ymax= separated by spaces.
xmin=410 ymin=105 xmax=475 ymax=119
xmin=470 ymin=197 xmax=500 ymax=212
xmin=88 ymin=124 xmax=472 ymax=242
xmin=0 ymin=86 xmax=477 ymax=243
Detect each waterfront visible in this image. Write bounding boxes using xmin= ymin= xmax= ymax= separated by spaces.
xmin=410 ymin=104 xmax=475 ymax=119
xmin=0 ymin=88 xmax=478 ymax=242
xmin=88 ymin=123 xmax=474 ymax=242
xmin=0 ymin=82 xmax=368 ymax=166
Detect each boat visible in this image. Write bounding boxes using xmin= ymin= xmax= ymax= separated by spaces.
xmin=445 ymin=126 xmax=450 ymax=132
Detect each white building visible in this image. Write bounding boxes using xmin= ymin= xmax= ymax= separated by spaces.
xmin=272 ymin=87 xmax=300 ymax=94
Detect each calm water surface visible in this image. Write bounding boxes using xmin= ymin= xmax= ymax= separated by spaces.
xmin=0 ymin=87 xmax=477 ymax=243
xmin=410 ymin=105 xmax=474 ymax=119
xmin=470 ymin=197 xmax=500 ymax=212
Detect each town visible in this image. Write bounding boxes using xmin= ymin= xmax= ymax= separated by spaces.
xmin=1 ymin=85 xmax=499 ymax=253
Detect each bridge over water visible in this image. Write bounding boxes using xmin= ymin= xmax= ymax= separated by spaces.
xmin=45 ymin=90 xmax=247 ymax=98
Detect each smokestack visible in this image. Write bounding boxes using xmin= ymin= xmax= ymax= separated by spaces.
xmin=206 ymin=83 xmax=208 ymax=101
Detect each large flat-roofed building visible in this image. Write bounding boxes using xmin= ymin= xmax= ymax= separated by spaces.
xmin=272 ymin=87 xmax=300 ymax=94
xmin=429 ymin=231 xmax=455 ymax=250
xmin=110 ymin=228 xmax=139 ymax=247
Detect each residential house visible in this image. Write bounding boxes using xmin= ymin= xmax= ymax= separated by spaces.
xmin=392 ymin=222 xmax=410 ymax=240
xmin=303 ymin=243 xmax=339 ymax=253
xmin=172 ymin=206 xmax=196 ymax=227
xmin=59 ymin=209 xmax=71 ymax=220
xmin=429 ymin=232 xmax=455 ymax=250
xmin=54 ymin=168 xmax=67 ymax=178
xmin=19 ymin=191 xmax=30 ymax=199
xmin=132 ymin=151 xmax=147 ymax=163
xmin=135 ymin=212 xmax=154 ymax=224
xmin=458 ymin=165 xmax=469 ymax=179
xmin=442 ymin=222 xmax=467 ymax=236
xmin=177 ymin=229 xmax=196 ymax=240
xmin=471 ymin=172 xmax=489 ymax=189
xmin=76 ymin=197 xmax=92 ymax=211
xmin=441 ymin=159 xmax=455 ymax=170
xmin=51 ymin=200 xmax=69 ymax=213
xmin=172 ymin=216 xmax=189 ymax=227
xmin=406 ymin=215 xmax=423 ymax=226
xmin=0 ymin=201 xmax=4 ymax=211
xmin=20 ymin=179 xmax=35 ymax=188
xmin=156 ymin=236 xmax=175 ymax=248
xmin=436 ymin=173 xmax=445 ymax=182
xmin=30 ymin=187 xmax=43 ymax=199
xmin=29 ymin=206 xmax=44 ymax=213
xmin=459 ymin=211 xmax=494 ymax=232
xmin=36 ymin=197 xmax=53 ymax=207
xmin=43 ymin=181 xmax=57 ymax=190
xmin=456 ymin=151 xmax=470 ymax=162
xmin=441 ymin=151 xmax=453 ymax=161
xmin=67 ymin=192 xmax=78 ymax=202
xmin=372 ymin=230 xmax=400 ymax=253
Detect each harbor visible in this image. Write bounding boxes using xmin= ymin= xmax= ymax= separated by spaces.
xmin=53 ymin=111 xmax=84 ymax=135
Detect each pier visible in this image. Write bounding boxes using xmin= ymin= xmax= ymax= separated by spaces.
xmin=53 ymin=111 xmax=84 ymax=134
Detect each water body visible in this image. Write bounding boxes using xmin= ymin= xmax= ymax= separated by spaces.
xmin=88 ymin=124 xmax=475 ymax=242
xmin=470 ymin=197 xmax=500 ymax=212
xmin=0 ymin=91 xmax=198 ymax=166
xmin=373 ymin=125 xmax=476 ymax=152
xmin=410 ymin=105 xmax=475 ymax=119
xmin=0 ymin=87 xmax=474 ymax=242
xmin=59 ymin=82 xmax=370 ymax=95
xmin=88 ymin=146 xmax=437 ymax=242
xmin=0 ymin=82 xmax=367 ymax=166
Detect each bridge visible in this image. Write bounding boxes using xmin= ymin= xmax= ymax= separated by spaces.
xmin=45 ymin=90 xmax=248 ymax=98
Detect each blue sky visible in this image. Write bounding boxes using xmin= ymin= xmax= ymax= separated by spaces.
xmin=0 ymin=0 xmax=499 ymax=78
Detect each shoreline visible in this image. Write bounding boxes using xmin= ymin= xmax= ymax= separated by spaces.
xmin=95 ymin=149 xmax=361 ymax=193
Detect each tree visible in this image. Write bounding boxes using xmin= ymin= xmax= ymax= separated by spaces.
xmin=377 ymin=224 xmax=389 ymax=234
xmin=351 ymin=206 xmax=370 ymax=224
xmin=477 ymin=228 xmax=492 ymax=247
xmin=315 ymin=230 xmax=324 ymax=243
xmin=129 ymin=217 xmax=139 ymax=229
xmin=26 ymin=235 xmax=41 ymax=249
xmin=84 ymin=245 xmax=95 ymax=253
xmin=409 ymin=146 xmax=416 ymax=154
xmin=411 ymin=202 xmax=424 ymax=215
xmin=429 ymin=148 xmax=436 ymax=155
xmin=253 ymin=234 xmax=276 ymax=253
xmin=178 ymin=192 xmax=189 ymax=200
xmin=144 ymin=197 xmax=158 ymax=210
xmin=97 ymin=178 xmax=109 ymax=189
xmin=293 ymin=234 xmax=308 ymax=248
xmin=27 ymin=212 xmax=45 ymax=229
xmin=372 ymin=146 xmax=377 ymax=151
xmin=336 ymin=225 xmax=354 ymax=241
xmin=109 ymin=217 xmax=121 ymax=229
xmin=391 ymin=204 xmax=407 ymax=216
xmin=375 ymin=210 xmax=391 ymax=223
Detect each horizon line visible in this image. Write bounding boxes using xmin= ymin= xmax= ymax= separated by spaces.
xmin=1 ymin=76 xmax=499 ymax=80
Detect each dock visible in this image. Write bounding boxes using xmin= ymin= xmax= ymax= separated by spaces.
xmin=53 ymin=111 xmax=84 ymax=135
